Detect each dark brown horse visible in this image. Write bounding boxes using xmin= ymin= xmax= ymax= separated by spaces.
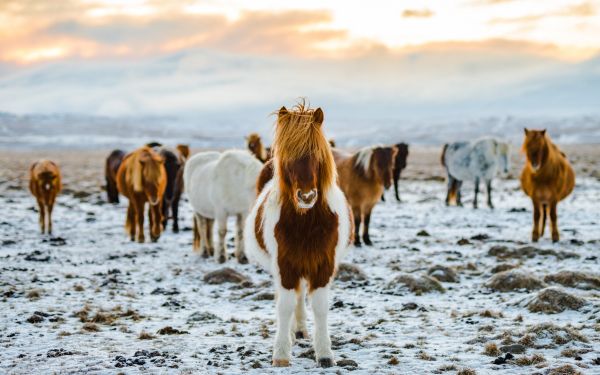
xmin=170 ymin=144 xmax=190 ymax=233
xmin=382 ymin=143 xmax=409 ymax=202
xmin=105 ymin=149 xmax=125 ymax=204
xmin=520 ymin=129 xmax=575 ymax=242
xmin=246 ymin=133 xmax=271 ymax=163
xmin=29 ymin=160 xmax=62 ymax=234
xmin=160 ymin=148 xmax=183 ymax=233
xmin=117 ymin=146 xmax=167 ymax=243
xmin=334 ymin=146 xmax=397 ymax=246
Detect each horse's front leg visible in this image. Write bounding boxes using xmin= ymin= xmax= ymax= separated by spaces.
xmin=150 ymin=203 xmax=162 ymax=242
xmin=394 ymin=171 xmax=401 ymax=202
xmin=550 ymin=201 xmax=559 ymax=243
xmin=37 ymin=199 xmax=45 ymax=234
xmin=47 ymin=196 xmax=55 ymax=235
xmin=310 ymin=286 xmax=334 ymax=367
xmin=486 ymin=180 xmax=494 ymax=209
xmin=235 ymin=213 xmax=248 ymax=264
xmin=135 ymin=197 xmax=145 ymax=243
xmin=445 ymin=176 xmax=453 ymax=206
xmin=473 ymin=177 xmax=480 ymax=209
xmin=171 ymin=195 xmax=180 ymax=233
xmin=273 ymin=287 xmax=296 ymax=367
xmin=216 ymin=214 xmax=227 ymax=263
xmin=352 ymin=207 xmax=362 ymax=247
xmin=456 ymin=180 xmax=463 ymax=206
xmin=127 ymin=203 xmax=136 ymax=241
xmin=531 ymin=199 xmax=541 ymax=242
xmin=293 ymin=283 xmax=308 ymax=340
xmin=362 ymin=206 xmax=374 ymax=246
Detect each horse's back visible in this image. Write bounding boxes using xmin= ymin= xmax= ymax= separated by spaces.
xmin=212 ymin=150 xmax=262 ymax=213
xmin=184 ymin=151 xmax=220 ymax=217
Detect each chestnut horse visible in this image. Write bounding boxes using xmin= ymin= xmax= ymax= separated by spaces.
xmin=245 ymin=103 xmax=352 ymax=368
xmin=116 ymin=146 xmax=167 ymax=243
xmin=520 ymin=129 xmax=574 ymax=242
xmin=333 ymin=146 xmax=397 ymax=246
xmin=29 ymin=160 xmax=62 ymax=234
xmin=246 ymin=133 xmax=271 ymax=163
xmin=105 ymin=149 xmax=125 ymax=204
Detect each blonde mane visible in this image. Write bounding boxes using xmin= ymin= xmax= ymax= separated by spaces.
xmin=130 ymin=147 xmax=163 ymax=192
xmin=354 ymin=146 xmax=374 ymax=175
xmin=273 ymin=101 xmax=335 ymax=193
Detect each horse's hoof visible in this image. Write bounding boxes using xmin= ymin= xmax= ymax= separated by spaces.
xmin=151 ymin=237 xmax=159 ymax=243
xmin=353 ymin=241 xmax=362 ymax=248
xmin=318 ymin=358 xmax=334 ymax=368
xmin=173 ymin=227 xmax=179 ymax=234
xmin=273 ymin=359 xmax=290 ymax=367
xmin=137 ymin=238 xmax=145 ymax=244
xmin=201 ymin=252 xmax=209 ymax=259
xmin=218 ymin=255 xmax=226 ymax=264
xmin=363 ymin=238 xmax=373 ymax=246
xmin=295 ymin=331 xmax=305 ymax=339
xmin=238 ymin=255 xmax=248 ymax=264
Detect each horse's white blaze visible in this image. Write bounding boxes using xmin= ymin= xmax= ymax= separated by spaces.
xmin=184 ymin=150 xmax=262 ymax=260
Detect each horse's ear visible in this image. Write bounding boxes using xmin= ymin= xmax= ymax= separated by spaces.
xmin=313 ymin=108 xmax=324 ymax=127
xmin=278 ymin=106 xmax=288 ymax=118
xmin=524 ymin=128 xmax=529 ymax=135
xmin=541 ymin=129 xmax=546 ymax=136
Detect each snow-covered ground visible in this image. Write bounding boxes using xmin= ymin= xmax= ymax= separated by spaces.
xmin=1 ymin=150 xmax=599 ymax=374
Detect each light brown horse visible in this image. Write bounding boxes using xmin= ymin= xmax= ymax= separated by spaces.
xmin=29 ymin=160 xmax=62 ymax=234
xmin=333 ymin=146 xmax=397 ymax=246
xmin=116 ymin=146 xmax=167 ymax=243
xmin=245 ymin=103 xmax=353 ymax=368
xmin=520 ymin=129 xmax=575 ymax=243
xmin=246 ymin=133 xmax=271 ymax=163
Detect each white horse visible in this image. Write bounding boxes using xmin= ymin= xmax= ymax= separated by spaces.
xmin=441 ymin=137 xmax=510 ymax=208
xmin=183 ymin=149 xmax=263 ymax=263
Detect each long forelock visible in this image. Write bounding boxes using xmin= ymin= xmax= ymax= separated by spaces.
xmin=274 ymin=105 xmax=335 ymax=194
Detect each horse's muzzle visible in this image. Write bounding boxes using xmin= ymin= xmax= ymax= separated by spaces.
xmin=297 ymin=189 xmax=318 ymax=209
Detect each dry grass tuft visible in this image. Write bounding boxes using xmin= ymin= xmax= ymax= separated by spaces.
xmin=485 ymin=270 xmax=546 ymax=292
xmin=416 ymin=351 xmax=435 ymax=361
xmin=479 ymin=310 xmax=504 ymax=319
xmin=82 ymin=323 xmax=100 ymax=332
xmin=527 ymin=288 xmax=585 ymax=314
xmin=457 ymin=368 xmax=476 ymax=375
xmin=387 ymin=356 xmax=399 ymax=365
xmin=483 ymin=343 xmax=501 ymax=356
xmin=544 ymin=271 xmax=600 ymax=290
xmin=26 ymin=289 xmax=42 ymax=300
xmin=73 ymin=284 xmax=85 ymax=292
xmin=514 ymin=353 xmax=546 ymax=366
xmin=547 ymin=364 xmax=583 ymax=375
xmin=138 ymin=331 xmax=155 ymax=340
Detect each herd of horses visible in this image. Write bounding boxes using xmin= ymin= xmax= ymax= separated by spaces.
xmin=27 ymin=102 xmax=576 ymax=367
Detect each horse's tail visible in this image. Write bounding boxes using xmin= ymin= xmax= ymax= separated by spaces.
xmin=441 ymin=143 xmax=449 ymax=167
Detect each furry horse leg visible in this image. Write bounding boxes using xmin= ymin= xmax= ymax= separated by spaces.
xmin=540 ymin=204 xmax=547 ymax=237
xmin=37 ymin=199 xmax=45 ymax=234
xmin=550 ymin=201 xmax=559 ymax=243
xmin=161 ymin=199 xmax=169 ymax=233
xmin=171 ymin=196 xmax=180 ymax=233
xmin=310 ymin=286 xmax=334 ymax=367
xmin=531 ymin=199 xmax=541 ymax=242
xmin=192 ymin=214 xmax=201 ymax=252
xmin=394 ymin=171 xmax=401 ymax=202
xmin=473 ymin=177 xmax=480 ymax=209
xmin=134 ymin=196 xmax=145 ymax=243
xmin=198 ymin=216 xmax=210 ymax=258
xmin=445 ymin=176 xmax=454 ymax=206
xmin=362 ymin=206 xmax=374 ymax=246
xmin=150 ymin=203 xmax=161 ymax=242
xmin=486 ymin=180 xmax=494 ymax=209
xmin=127 ymin=204 xmax=136 ymax=241
xmin=235 ymin=214 xmax=248 ymax=264
xmin=273 ymin=287 xmax=296 ymax=367
xmin=293 ymin=282 xmax=308 ymax=340
xmin=352 ymin=207 xmax=362 ymax=247
xmin=47 ymin=197 xmax=55 ymax=235
xmin=456 ymin=180 xmax=463 ymax=207
xmin=216 ymin=214 xmax=227 ymax=263
xmin=206 ymin=219 xmax=215 ymax=257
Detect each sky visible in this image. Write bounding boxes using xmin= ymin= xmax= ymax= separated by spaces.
xmin=0 ymin=0 xmax=599 ymax=118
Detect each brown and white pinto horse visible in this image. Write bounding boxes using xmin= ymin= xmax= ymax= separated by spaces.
xmin=333 ymin=146 xmax=397 ymax=246
xmin=29 ymin=160 xmax=62 ymax=234
xmin=245 ymin=103 xmax=353 ymax=368
xmin=105 ymin=149 xmax=125 ymax=204
xmin=520 ymin=129 xmax=575 ymax=242
xmin=246 ymin=133 xmax=271 ymax=163
xmin=116 ymin=146 xmax=167 ymax=243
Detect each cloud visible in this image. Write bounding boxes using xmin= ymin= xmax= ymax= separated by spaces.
xmin=402 ymin=9 xmax=434 ymax=18
xmin=490 ymin=2 xmax=596 ymax=24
